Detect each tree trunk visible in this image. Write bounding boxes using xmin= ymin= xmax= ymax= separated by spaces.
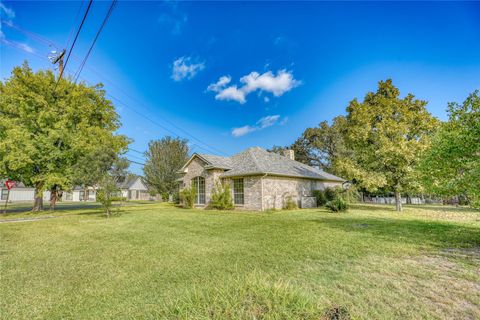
xmin=33 ymin=183 xmax=44 ymax=212
xmin=394 ymin=190 xmax=402 ymax=212
xmin=49 ymin=187 xmax=57 ymax=211
xmin=84 ymin=187 xmax=88 ymax=202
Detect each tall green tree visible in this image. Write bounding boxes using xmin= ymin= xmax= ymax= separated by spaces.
xmin=0 ymin=62 xmax=129 ymax=211
xmin=302 ymin=116 xmax=349 ymax=173
xmin=338 ymin=79 xmax=439 ymax=211
xmin=71 ymin=147 xmax=119 ymax=202
xmin=270 ymin=116 xmax=349 ymax=174
xmin=269 ymin=137 xmax=316 ymax=167
xmin=418 ymin=90 xmax=480 ymax=208
xmin=143 ymin=136 xmax=189 ymax=199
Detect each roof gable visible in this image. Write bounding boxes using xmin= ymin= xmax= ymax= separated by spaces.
xmin=179 ymin=153 xmax=231 ymax=172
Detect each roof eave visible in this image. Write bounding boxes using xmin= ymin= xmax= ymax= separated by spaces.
xmin=220 ymin=171 xmax=345 ymax=181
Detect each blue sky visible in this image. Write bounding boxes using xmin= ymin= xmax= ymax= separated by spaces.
xmin=1 ymin=1 xmax=479 ymax=174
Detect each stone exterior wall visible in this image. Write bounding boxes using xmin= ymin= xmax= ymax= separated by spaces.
xmin=262 ymin=176 xmax=315 ymax=210
xmin=181 ymin=157 xmax=214 ymax=207
xmin=225 ymin=176 xmax=263 ymax=211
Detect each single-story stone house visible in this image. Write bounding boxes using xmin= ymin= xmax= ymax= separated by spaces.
xmin=178 ymin=147 xmax=344 ymax=210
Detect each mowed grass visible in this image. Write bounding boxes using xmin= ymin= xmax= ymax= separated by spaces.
xmin=1 ymin=203 xmax=479 ymax=319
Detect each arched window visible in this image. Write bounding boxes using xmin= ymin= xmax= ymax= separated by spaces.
xmin=191 ymin=176 xmax=205 ymax=204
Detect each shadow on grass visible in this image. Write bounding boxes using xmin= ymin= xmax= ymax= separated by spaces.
xmin=1 ymin=201 xmax=163 ymax=216
xmin=404 ymin=204 xmax=480 ymax=214
xmin=311 ymin=215 xmax=480 ymax=249
xmin=350 ymin=203 xmax=479 ymax=214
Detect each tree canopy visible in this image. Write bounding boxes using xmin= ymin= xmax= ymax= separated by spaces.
xmin=0 ymin=62 xmax=129 ymax=210
xmin=143 ymin=136 xmax=189 ymax=199
xmin=418 ymin=90 xmax=480 ymax=208
xmin=337 ymin=79 xmax=439 ymax=211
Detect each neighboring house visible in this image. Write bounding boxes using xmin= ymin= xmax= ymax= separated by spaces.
xmin=0 ymin=180 xmax=36 ymax=203
xmin=178 ymin=147 xmax=345 ymax=210
xmin=1 ymin=176 xmax=152 ymax=203
xmin=118 ymin=176 xmax=151 ymax=200
xmin=62 ymin=186 xmax=97 ymax=202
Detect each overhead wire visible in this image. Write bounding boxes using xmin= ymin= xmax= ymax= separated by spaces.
xmin=55 ymin=0 xmax=93 ymax=86
xmin=4 ymin=20 xmax=228 ymax=157
xmin=64 ymin=0 xmax=85 ymax=50
xmin=73 ymin=0 xmax=117 ymax=83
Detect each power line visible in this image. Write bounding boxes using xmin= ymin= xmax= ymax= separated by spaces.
xmin=5 ymin=22 xmax=229 ymax=157
xmin=128 ymin=148 xmax=145 ymax=155
xmin=65 ymin=0 xmax=85 ymax=50
xmin=2 ymin=21 xmax=59 ymax=49
xmin=0 ymin=38 xmax=48 ymax=60
xmin=126 ymin=159 xmax=145 ymax=166
xmin=125 ymin=152 xmax=145 ymax=162
xmin=56 ymin=0 xmax=93 ymax=84
xmin=107 ymin=94 xmax=221 ymax=155
xmin=74 ymin=0 xmax=117 ymax=83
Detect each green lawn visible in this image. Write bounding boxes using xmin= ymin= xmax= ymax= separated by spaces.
xmin=1 ymin=203 xmax=479 ymax=319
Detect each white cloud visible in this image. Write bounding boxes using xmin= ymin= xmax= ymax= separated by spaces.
xmin=240 ymin=70 xmax=301 ymax=96
xmin=16 ymin=42 xmax=35 ymax=53
xmin=207 ymin=75 xmax=231 ymax=92
xmin=0 ymin=2 xmax=15 ymax=39
xmin=0 ymin=3 xmax=33 ymax=54
xmin=207 ymin=69 xmax=301 ymax=104
xmin=171 ymin=56 xmax=205 ymax=81
xmin=0 ymin=2 xmax=15 ymax=19
xmin=231 ymin=114 xmax=285 ymax=137
xmin=232 ymin=125 xmax=256 ymax=137
xmin=215 ymin=85 xmax=246 ymax=104
xmin=257 ymin=115 xmax=280 ymax=129
xmin=158 ymin=1 xmax=187 ymax=35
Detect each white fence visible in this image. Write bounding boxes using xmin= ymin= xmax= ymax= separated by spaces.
xmin=363 ymin=196 xmax=442 ymax=205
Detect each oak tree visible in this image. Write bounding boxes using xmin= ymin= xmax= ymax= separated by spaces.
xmin=338 ymin=79 xmax=438 ymax=211
xmin=0 ymin=62 xmax=129 ymax=211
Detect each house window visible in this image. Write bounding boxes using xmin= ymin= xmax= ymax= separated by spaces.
xmin=192 ymin=176 xmax=205 ymax=204
xmin=233 ymin=178 xmax=244 ymax=205
xmin=1 ymin=189 xmax=8 ymax=200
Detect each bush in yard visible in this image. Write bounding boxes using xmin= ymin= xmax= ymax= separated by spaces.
xmin=283 ymin=196 xmax=298 ymax=210
xmin=96 ymin=176 xmax=120 ymax=217
xmin=172 ymin=191 xmax=180 ymax=204
xmin=209 ymin=182 xmax=234 ymax=210
xmin=324 ymin=187 xmax=339 ymax=202
xmin=325 ymin=197 xmax=349 ymax=212
xmin=312 ymin=190 xmax=327 ymax=206
xmin=180 ymin=186 xmax=196 ymax=209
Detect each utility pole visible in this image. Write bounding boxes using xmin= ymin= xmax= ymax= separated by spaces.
xmin=50 ymin=49 xmax=66 ymax=79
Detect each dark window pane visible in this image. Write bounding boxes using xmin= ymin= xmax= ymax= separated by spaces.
xmin=192 ymin=176 xmax=205 ymax=205
xmin=233 ymin=179 xmax=244 ymax=205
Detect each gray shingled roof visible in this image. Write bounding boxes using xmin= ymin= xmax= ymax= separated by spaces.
xmin=117 ymin=176 xmax=142 ymax=189
xmin=195 ymin=147 xmax=344 ymax=182
xmin=196 ymin=154 xmax=233 ymax=170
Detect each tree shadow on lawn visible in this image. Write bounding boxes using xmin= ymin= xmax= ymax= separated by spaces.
xmin=350 ymin=203 xmax=479 ymax=214
xmin=311 ymin=215 xmax=480 ymax=250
